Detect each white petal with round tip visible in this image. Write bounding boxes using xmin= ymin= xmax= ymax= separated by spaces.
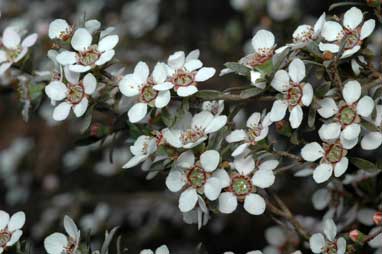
xmin=361 ymin=132 xmax=382 ymax=150
xmin=269 ymin=100 xmax=288 ymax=122
xmin=44 ymin=232 xmax=68 ymax=254
xmin=313 ymin=163 xmax=333 ymax=183
xmin=232 ymin=143 xmax=249 ymax=157
xmin=341 ymin=46 xmax=361 ymax=59
xmin=310 ymin=233 xmax=325 ymax=253
xmin=155 ymin=91 xmax=171 ymax=108
xmin=0 ymin=50 xmax=7 ymax=63
xmin=318 ymin=98 xmax=338 ymax=118
xmin=244 ymin=193 xmax=266 ymax=215
xmin=153 ymin=82 xmax=173 ymax=91
xmin=301 ymin=142 xmax=324 ymax=161
xmin=343 ymin=7 xmax=363 ymax=30
xmin=98 ymin=35 xmax=119 ymax=52
xmin=184 ymin=59 xmax=203 ymax=72
xmin=64 ymin=67 xmax=79 ymax=84
xmin=334 ymin=157 xmax=348 ymax=177
xmin=64 ymin=216 xmax=79 ymax=239
xmin=219 ymin=192 xmax=237 ymax=214
xmin=179 ymin=188 xmax=198 ymax=212
xmin=95 ymin=50 xmax=115 ymax=66
xmin=288 ymin=58 xmax=305 ymax=83
xmin=56 ymin=51 xmax=77 ymax=65
xmin=204 ymin=177 xmax=222 ymax=201
xmin=8 ymin=211 xmax=25 ymax=231
xmin=168 ymin=51 xmax=185 ymax=69
xmin=226 ymin=129 xmax=247 ymax=143
xmin=128 ymin=103 xmax=147 ymax=123
xmin=186 ymin=49 xmax=200 ymax=61
xmin=247 ymin=112 xmax=261 ymax=127
xmin=195 ymin=67 xmax=215 ymax=82
xmin=213 ymin=169 xmax=231 ymax=188
xmin=134 ymin=61 xmax=149 ymax=84
xmin=0 ymin=62 xmax=12 ymax=75
xmin=177 ymin=86 xmax=198 ymax=97
xmin=165 ymin=169 xmax=185 ymax=192
xmin=21 ymin=33 xmax=38 ymax=48
xmin=153 ymin=63 xmax=168 ymax=84
xmin=122 ymin=155 xmax=146 ymax=169
xmin=200 ymin=150 xmax=220 ymax=172
xmin=7 ymin=229 xmax=22 ymax=246
xmin=0 ymin=211 xmax=10 ymax=230
xmin=252 ymin=169 xmax=275 ymax=188
xmin=205 ymin=115 xmax=227 ymax=133
xmin=119 ymin=74 xmax=140 ymax=96
xmin=156 ymin=245 xmax=170 ymax=254
xmin=340 ymin=134 xmax=358 ymax=150
xmin=357 ymin=96 xmax=374 ymax=117
xmin=321 ymin=21 xmax=343 ymax=41
xmin=318 ymin=122 xmax=341 ymax=141
xmin=271 ymin=70 xmax=290 ymax=92
xmin=48 ymin=19 xmax=70 ymax=39
xmin=85 ymin=19 xmax=101 ymax=33
xmin=324 ymin=219 xmax=337 ymax=241
xmin=342 ymin=123 xmax=361 ymax=140
xmin=259 ymin=160 xmax=279 ymax=171
xmin=302 ymin=83 xmax=313 ymax=106
xmin=319 ymin=42 xmax=339 ymax=53
xmin=250 ymin=71 xmax=262 ymax=85
xmin=53 ymin=102 xmax=72 ymax=121
xmin=175 ymin=151 xmax=194 ymax=169
xmin=289 ymin=105 xmax=303 ymax=129
xmin=71 ymin=28 xmax=92 ymax=51
xmin=312 ymin=188 xmax=331 ymax=210
xmin=360 ymin=19 xmax=376 ymax=40
xmin=73 ymin=97 xmax=89 ymax=117
xmin=252 ymin=29 xmax=275 ymax=52
xmin=3 ymin=27 xmax=21 ymax=49
xmin=265 ymin=226 xmax=287 ymax=246
xmin=234 ymin=155 xmax=255 ymax=175
xmin=342 ymin=80 xmax=361 ymax=104
xmin=69 ymin=64 xmax=91 ymax=73
xmin=337 ymin=237 xmax=346 ymax=254
xmin=314 ymin=12 xmax=326 ymax=36
xmin=83 ymin=73 xmax=97 ymax=94
xmin=45 ymin=81 xmax=68 ymax=101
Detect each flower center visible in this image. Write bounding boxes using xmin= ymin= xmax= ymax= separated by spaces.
xmin=246 ymin=127 xmax=261 ymax=144
xmin=230 ymin=175 xmax=253 ymax=198
xmin=324 ymin=143 xmax=345 ymax=164
xmin=187 ymin=165 xmax=207 ymax=188
xmin=322 ymin=241 xmax=338 ymax=254
xmin=0 ymin=231 xmax=11 ymax=247
xmin=67 ymin=83 xmax=85 ymax=104
xmin=59 ymin=27 xmax=73 ymax=41
xmin=342 ymin=29 xmax=360 ymax=49
xmin=180 ymin=128 xmax=205 ymax=145
xmin=64 ymin=237 xmax=77 ymax=254
xmin=77 ymin=46 xmax=100 ymax=66
xmin=7 ymin=48 xmax=22 ymax=62
xmin=287 ymin=85 xmax=303 ymax=106
xmin=140 ymin=80 xmax=158 ymax=104
xmin=293 ymin=27 xmax=314 ymax=43
xmin=338 ymin=105 xmax=357 ymax=126
xmin=172 ymin=71 xmax=195 ymax=89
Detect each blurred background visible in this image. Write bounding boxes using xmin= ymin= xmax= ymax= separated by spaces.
xmin=0 ymin=0 xmax=381 ymax=253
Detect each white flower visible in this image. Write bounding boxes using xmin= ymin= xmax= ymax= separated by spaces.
xmin=56 ymin=27 xmax=119 ymax=72
xmin=48 ymin=19 xmax=73 ymax=41
xmin=361 ymin=105 xmax=382 ymax=150
xmin=165 ymin=150 xmax=224 ymax=212
xmin=267 ymin=0 xmax=296 ymax=21
xmin=226 ymin=112 xmax=272 ymax=156
xmin=202 ymin=100 xmax=224 ymax=115
xmin=163 ymin=111 xmax=227 ymax=149
xmin=301 ymin=141 xmax=349 ymax=183
xmin=319 ymin=7 xmax=375 ymax=58
xmin=0 ymin=27 xmax=37 ymax=75
xmin=0 ymin=210 xmax=25 ymax=253
xmin=309 ymin=219 xmax=346 ymax=254
xmin=166 ymin=50 xmax=215 ymax=97
xmin=119 ymin=61 xmax=173 ymax=123
xmin=140 ymin=245 xmax=169 ymax=254
xmin=218 ymin=154 xmax=278 ymax=215
xmin=122 ymin=135 xmax=157 ymax=169
xmin=45 ymin=67 xmax=97 ymax=121
xmin=269 ymin=58 xmax=313 ymax=128
xmin=240 ymin=30 xmax=275 ymax=68
xmin=44 ymin=216 xmax=80 ymax=254
xmin=318 ymin=80 xmax=374 ymax=149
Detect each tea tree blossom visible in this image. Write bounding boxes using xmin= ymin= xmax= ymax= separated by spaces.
xmin=163 ymin=111 xmax=227 ymax=149
xmin=0 ymin=210 xmax=25 ymax=253
xmin=318 ymin=80 xmax=374 ymax=149
xmin=45 ymin=68 xmax=97 ymax=121
xmin=119 ymin=61 xmax=172 ymax=123
xmin=166 ymin=50 xmax=216 ymax=97
xmin=44 ymin=216 xmax=80 ymax=254
xmin=165 ymin=150 xmax=224 ymax=212
xmin=269 ymin=58 xmax=313 ymax=128
xmin=202 ymin=100 xmax=224 ymax=115
xmin=240 ymin=30 xmax=275 ymax=68
xmin=361 ymin=105 xmax=382 ymax=150
xmin=218 ymin=155 xmax=278 ymax=215
xmin=56 ymin=27 xmax=119 ymax=72
xmin=309 ymin=219 xmax=346 ymax=254
xmin=0 ymin=27 xmax=37 ymax=75
xmin=226 ymin=112 xmax=272 ymax=156
xmin=263 ymin=226 xmax=299 ymax=254
xmin=319 ymin=7 xmax=375 ymax=58
xmin=140 ymin=245 xmax=170 ymax=254
xmin=301 ymin=141 xmax=348 ymax=183
xmin=122 ymin=135 xmax=157 ymax=169
xmin=48 ymin=19 xmax=73 ymax=41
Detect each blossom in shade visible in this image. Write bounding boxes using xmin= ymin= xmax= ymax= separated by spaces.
xmin=140 ymin=245 xmax=170 ymax=254
xmin=0 ymin=27 xmax=37 ymax=75
xmin=318 ymin=80 xmax=374 ymax=149
xmin=45 ymin=67 xmax=97 ymax=121
xmin=226 ymin=111 xmax=272 ymax=156
xmin=301 ymin=141 xmax=348 ymax=183
xmin=122 ymin=135 xmax=157 ymax=169
xmin=0 ymin=210 xmax=25 ymax=253
xmin=166 ymin=50 xmax=216 ymax=97
xmin=361 ymin=105 xmax=382 ymax=150
xmin=269 ymin=58 xmax=313 ymax=128
xmin=165 ymin=150 xmax=224 ymax=212
xmin=319 ymin=7 xmax=375 ymax=58
xmin=119 ymin=61 xmax=173 ymax=123
xmin=48 ymin=19 xmax=73 ymax=41
xmin=240 ymin=30 xmax=275 ymax=68
xmin=44 ymin=216 xmax=80 ymax=254
xmin=309 ymin=219 xmax=346 ymax=254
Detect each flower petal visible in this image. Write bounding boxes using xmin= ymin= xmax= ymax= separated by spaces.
xmin=318 ymin=98 xmax=338 ymax=118
xmin=165 ymin=169 xmax=185 ymax=192
xmin=288 ymin=58 xmax=305 ymax=83
xmin=218 ymin=192 xmax=238 ymax=214
xmin=83 ymin=73 xmax=97 ymax=94
xmin=361 ymin=132 xmax=382 ymax=150
xmin=252 ymin=169 xmax=275 ymax=188
xmin=56 ymin=51 xmax=77 ymax=65
xmin=342 ymin=80 xmax=361 ymax=105
xmin=0 ymin=211 xmax=10 ymax=230
xmin=334 ymin=157 xmax=348 ymax=177
xmin=258 ymin=160 xmax=279 ymax=171
xmin=3 ymin=27 xmax=21 ymax=49
xmin=69 ymin=64 xmax=91 ymax=73
xmin=95 ymin=50 xmax=115 ymax=65
xmin=301 ymin=142 xmax=324 ymax=161
xmin=64 ymin=216 xmax=79 ymax=239
xmin=343 ymin=7 xmax=363 ymax=30
xmin=289 ymin=105 xmax=303 ymax=129
xmin=321 ymin=21 xmax=343 ymax=41
xmin=360 ymin=19 xmax=376 ymax=40
xmin=179 ymin=188 xmax=198 ymax=212
xmin=252 ymin=29 xmax=275 ymax=52
xmin=313 ymin=163 xmax=333 ymax=183
xmin=71 ymin=28 xmax=92 ymax=51
xmin=309 ymin=233 xmax=325 ymax=253
xmin=226 ymin=129 xmax=247 ymax=143
xmin=155 ymin=91 xmax=171 ymax=108
xmin=357 ymin=96 xmax=374 ymax=117
xmin=73 ymin=97 xmax=89 ymax=117
xmin=324 ymin=218 xmax=337 ymax=241
xmin=98 ymin=35 xmax=119 ymax=52
xmin=152 ymin=62 xmax=168 ymax=84
xmin=302 ymin=83 xmax=313 ymax=106
xmin=44 ymin=233 xmax=68 ymax=254
xmin=134 ymin=61 xmax=149 ymax=84
xmin=53 ymin=102 xmax=72 ymax=121
xmin=200 ymin=150 xmax=220 ymax=172
xmin=195 ymin=67 xmax=215 ymax=82
xmin=128 ymin=103 xmax=147 ymax=123
xmin=318 ymin=122 xmax=341 ymax=141
xmin=269 ymin=100 xmax=288 ymax=122
xmin=271 ymin=70 xmax=290 ymax=92
xmin=244 ymin=193 xmax=266 ymax=215
xmin=319 ymin=42 xmax=340 ymax=53
xmin=21 ymin=33 xmax=38 ymax=48
xmin=168 ymin=51 xmax=185 ymax=69
xmin=184 ymin=59 xmax=203 ymax=72
xmin=48 ymin=19 xmax=70 ymax=39
xmin=45 ymin=81 xmax=68 ymax=101
xmin=342 ymin=123 xmax=361 ymax=140
xmin=204 ymin=177 xmax=222 ymax=201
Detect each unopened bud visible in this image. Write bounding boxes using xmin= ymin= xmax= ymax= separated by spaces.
xmin=323 ymin=51 xmax=334 ymax=61
xmin=349 ymin=229 xmax=360 ymax=242
xmin=373 ymin=211 xmax=382 ymax=225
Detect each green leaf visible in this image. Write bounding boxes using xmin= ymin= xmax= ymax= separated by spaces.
xmin=224 ymin=62 xmax=251 ymax=76
xmin=239 ymin=87 xmax=263 ymax=99
xmin=195 ymin=90 xmax=223 ymax=100
xmin=350 ymin=157 xmax=380 ymax=172
xmin=373 ymin=86 xmax=382 ymax=99
xmin=361 ymin=120 xmax=380 ymax=132
xmin=161 ymin=108 xmax=175 ymax=127
xmin=255 ymin=59 xmax=273 ymax=74
xmin=315 ymin=82 xmax=331 ymax=98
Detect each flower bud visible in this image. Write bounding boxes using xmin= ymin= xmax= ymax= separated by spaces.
xmin=323 ymin=51 xmax=334 ymax=61
xmin=373 ymin=211 xmax=382 ymax=225
xmin=349 ymin=229 xmax=360 ymax=242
